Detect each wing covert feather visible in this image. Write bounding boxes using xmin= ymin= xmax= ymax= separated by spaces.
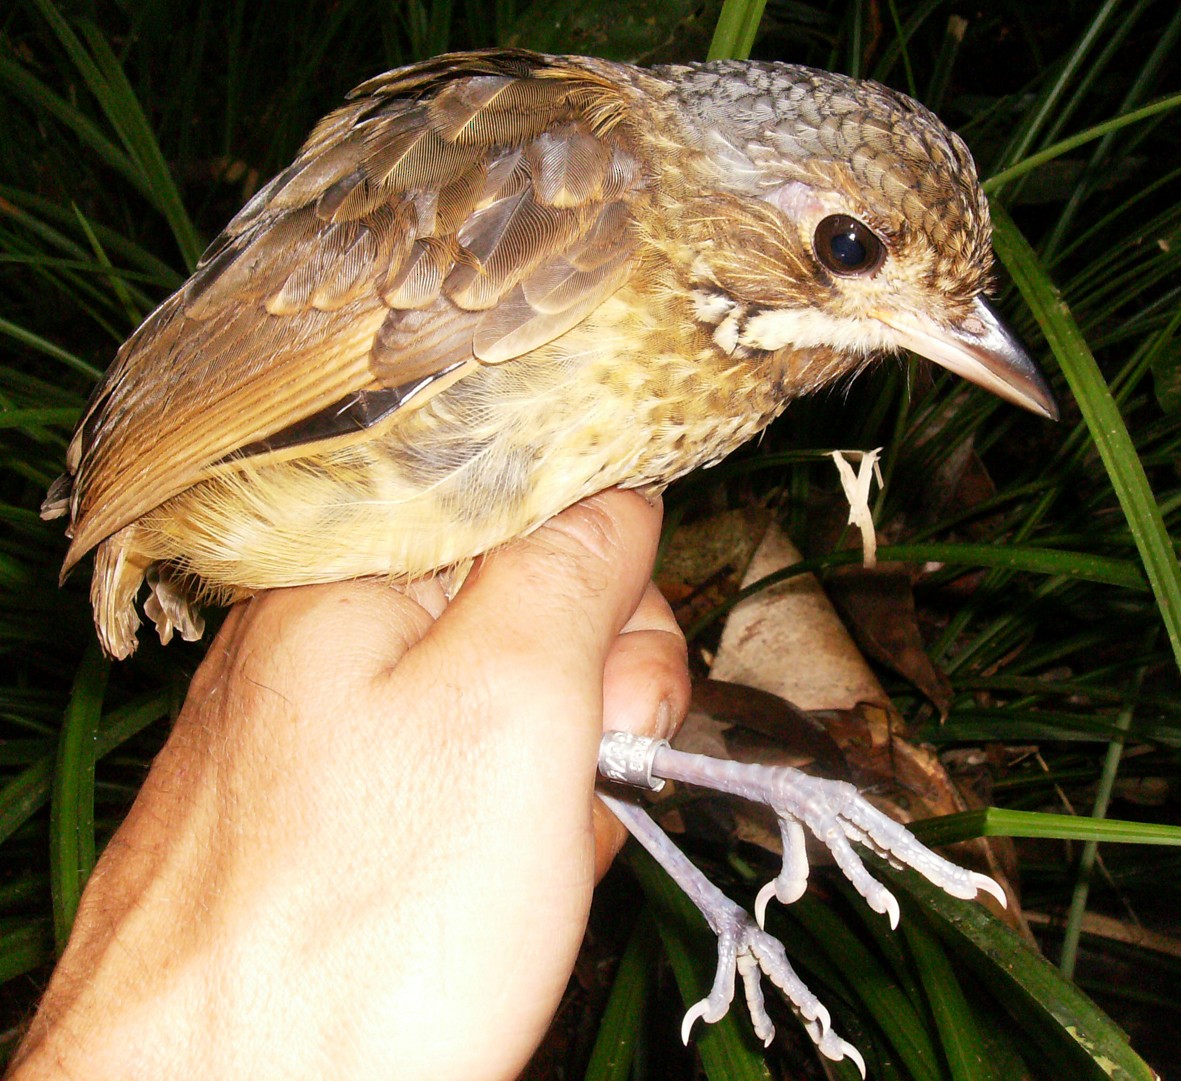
xmin=61 ymin=51 xmax=650 ymax=570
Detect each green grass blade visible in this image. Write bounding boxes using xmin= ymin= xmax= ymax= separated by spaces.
xmin=583 ymin=909 xmax=659 ymax=1081
xmin=0 ymin=317 xmax=102 ymax=381
xmin=71 ymin=204 xmax=142 ymax=326
xmin=991 ymin=0 xmax=1120 ymax=177
xmin=687 ymin=541 xmax=1147 ymax=641
xmin=0 ymin=183 xmax=183 ymax=287
xmin=0 ymin=920 xmax=54 ymax=986
xmin=1040 ymin=8 xmax=1181 ymax=261
xmin=707 ymin=0 xmax=767 ymax=61
xmin=984 ymin=92 xmax=1181 ymax=191
xmin=922 ymin=15 xmax=967 ymax=112
xmin=0 ymin=54 xmax=144 ymax=201
xmin=0 ymin=407 xmax=81 ymax=434
xmin=791 ymin=895 xmax=943 ymax=1081
xmin=910 ymin=808 xmax=1181 ymax=848
xmin=900 ymin=918 xmax=1003 ymax=1081
xmin=888 ymin=870 xmax=1159 ymax=1081
xmin=0 ymin=691 xmax=171 ymax=851
xmin=49 ymin=643 xmax=108 ymax=953
xmin=1060 ymin=661 xmax=1148 ymax=979
xmin=30 ymin=0 xmax=202 ymax=268
xmin=991 ymin=203 xmax=1181 ymax=674
xmin=0 ymin=759 xmax=56 ymax=853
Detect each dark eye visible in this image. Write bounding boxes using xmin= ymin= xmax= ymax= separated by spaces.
xmin=813 ymin=215 xmax=885 ymax=276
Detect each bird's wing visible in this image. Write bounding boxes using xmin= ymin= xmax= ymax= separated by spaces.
xmin=58 ymin=51 xmax=648 ymax=570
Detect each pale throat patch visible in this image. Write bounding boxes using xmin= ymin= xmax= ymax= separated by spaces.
xmin=738 ymin=306 xmax=899 ymax=355
xmin=691 ymin=287 xmax=899 ymax=357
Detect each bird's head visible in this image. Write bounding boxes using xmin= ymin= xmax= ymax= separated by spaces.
xmin=655 ymin=60 xmax=1057 ymax=419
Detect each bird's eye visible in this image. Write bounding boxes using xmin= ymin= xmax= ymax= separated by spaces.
xmin=813 ymin=215 xmax=885 ymax=277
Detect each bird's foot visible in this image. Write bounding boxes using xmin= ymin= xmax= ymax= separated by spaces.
xmin=599 ymin=731 xmax=1005 ymax=927
xmin=598 ymin=733 xmax=1005 ymax=1068
xmin=751 ymin=760 xmax=1006 ymax=928
xmin=681 ymin=897 xmax=868 ymax=1075
xmin=599 ymin=793 xmax=867 ymax=1075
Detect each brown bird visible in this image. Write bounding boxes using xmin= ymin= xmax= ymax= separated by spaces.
xmin=43 ymin=48 xmax=1054 ymax=660
xmin=42 ymin=49 xmax=1052 ymax=1068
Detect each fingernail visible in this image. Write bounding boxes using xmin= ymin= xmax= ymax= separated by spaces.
xmin=654 ymin=697 xmax=673 ymax=740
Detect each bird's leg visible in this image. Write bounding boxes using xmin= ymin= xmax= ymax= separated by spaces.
xmin=597 ymin=792 xmax=867 ymax=1075
xmin=598 ymin=733 xmax=1005 ymax=1066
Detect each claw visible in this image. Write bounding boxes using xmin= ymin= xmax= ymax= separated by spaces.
xmin=972 ymin=871 xmax=1008 ymax=908
xmin=627 ymin=738 xmax=1006 ymax=930
xmin=681 ymin=1000 xmax=709 ymax=1045
xmin=755 ymin=818 xmax=809 ymax=926
xmin=689 ymin=904 xmax=836 ymax=1049
xmin=834 ymin=1037 xmax=867 ymax=1078
xmin=754 ymin=881 xmax=776 ymax=929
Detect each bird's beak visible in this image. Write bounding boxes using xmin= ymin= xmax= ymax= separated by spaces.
xmin=874 ymin=297 xmax=1059 ymax=420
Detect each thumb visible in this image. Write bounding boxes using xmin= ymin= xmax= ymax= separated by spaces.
xmin=442 ymin=489 xmax=663 ymax=675
xmin=404 ymin=490 xmax=662 ymax=781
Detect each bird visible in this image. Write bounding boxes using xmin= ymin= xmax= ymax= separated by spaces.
xmin=42 ymin=48 xmax=1054 ymax=661
xmin=42 ymin=49 xmax=1054 ymax=1069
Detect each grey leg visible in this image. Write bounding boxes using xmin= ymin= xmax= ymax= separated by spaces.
xmin=598 ymin=792 xmax=867 ymax=1076
xmin=598 ymin=732 xmax=1006 ymax=1071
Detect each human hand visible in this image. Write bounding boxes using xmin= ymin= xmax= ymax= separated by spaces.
xmin=9 ymin=489 xmax=688 ymax=1081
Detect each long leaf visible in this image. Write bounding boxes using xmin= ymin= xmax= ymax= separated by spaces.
xmin=583 ymin=910 xmax=659 ymax=1081
xmin=31 ymin=0 xmax=202 ymax=268
xmin=49 ymin=643 xmax=107 ymax=953
xmin=991 ymin=203 xmax=1181 ymax=674
xmin=688 ymin=541 xmax=1147 ymax=641
xmin=708 ymin=0 xmax=768 ymax=61
xmin=0 ymin=691 xmax=171 ymax=850
xmin=900 ymin=918 xmax=1003 ymax=1081
xmin=984 ymin=92 xmax=1181 ymax=191
xmin=887 ymin=869 xmax=1159 ymax=1081
xmin=910 ymin=808 xmax=1181 ymax=848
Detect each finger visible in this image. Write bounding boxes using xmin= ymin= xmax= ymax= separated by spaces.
xmin=443 ymin=489 xmax=663 ymax=673
xmin=602 ymin=583 xmax=689 ymax=742
xmin=593 ymin=584 xmax=689 ymax=874
xmin=617 ymin=578 xmax=685 ymax=638
xmin=391 ymin=490 xmax=662 ymax=853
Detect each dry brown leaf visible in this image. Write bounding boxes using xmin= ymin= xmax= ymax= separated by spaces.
xmin=825 ymin=565 xmax=954 ymax=715
xmin=655 ymin=506 xmax=771 ymax=629
xmin=668 ymin=519 xmax=1022 ymax=925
